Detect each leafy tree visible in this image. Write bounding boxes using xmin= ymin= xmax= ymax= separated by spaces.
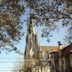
xmin=13 ymin=60 xmax=32 ymax=72
xmin=0 ymin=0 xmax=24 ymax=53
xmin=24 ymin=0 xmax=72 ymax=43
xmin=13 ymin=60 xmax=24 ymax=72
xmin=0 ymin=0 xmax=72 ymax=53
xmin=64 ymin=25 xmax=72 ymax=44
xmin=25 ymin=0 xmax=72 ymax=23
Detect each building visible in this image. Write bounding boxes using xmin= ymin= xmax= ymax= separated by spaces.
xmin=59 ymin=43 xmax=72 ymax=72
xmin=23 ymin=15 xmax=72 ymax=72
xmin=38 ymin=46 xmax=59 ymax=72
xmin=48 ymin=43 xmax=72 ymax=72
xmin=24 ymin=16 xmax=39 ymax=72
xmin=24 ymin=16 xmax=59 ymax=72
xmin=49 ymin=47 xmax=59 ymax=72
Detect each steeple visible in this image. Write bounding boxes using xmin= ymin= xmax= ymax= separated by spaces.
xmin=28 ymin=15 xmax=36 ymax=35
xmin=24 ymin=15 xmax=39 ymax=59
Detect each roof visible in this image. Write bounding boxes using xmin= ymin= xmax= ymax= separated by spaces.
xmin=50 ymin=47 xmax=59 ymax=53
xmin=61 ymin=43 xmax=72 ymax=56
xmin=40 ymin=46 xmax=59 ymax=52
xmin=62 ymin=43 xmax=72 ymax=51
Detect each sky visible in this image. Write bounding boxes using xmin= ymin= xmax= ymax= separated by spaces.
xmin=0 ymin=4 xmax=67 ymax=72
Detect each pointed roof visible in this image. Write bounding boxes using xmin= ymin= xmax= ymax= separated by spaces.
xmin=24 ymin=15 xmax=38 ymax=59
xmin=28 ymin=15 xmax=36 ymax=35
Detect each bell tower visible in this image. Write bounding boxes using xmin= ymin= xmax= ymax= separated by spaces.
xmin=24 ymin=15 xmax=39 ymax=60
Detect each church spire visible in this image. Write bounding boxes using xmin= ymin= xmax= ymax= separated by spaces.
xmin=24 ymin=15 xmax=39 ymax=59
xmin=28 ymin=15 xmax=36 ymax=35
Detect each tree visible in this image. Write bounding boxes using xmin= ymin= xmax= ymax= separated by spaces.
xmin=24 ymin=0 xmax=72 ymax=44
xmin=0 ymin=0 xmax=72 ymax=53
xmin=25 ymin=0 xmax=72 ymax=23
xmin=64 ymin=25 xmax=72 ymax=44
xmin=13 ymin=60 xmax=33 ymax=72
xmin=13 ymin=60 xmax=24 ymax=72
xmin=0 ymin=0 xmax=24 ymax=53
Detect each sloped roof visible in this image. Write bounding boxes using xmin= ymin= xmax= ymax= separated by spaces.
xmin=61 ymin=43 xmax=72 ymax=56
xmin=62 ymin=43 xmax=72 ymax=51
xmin=40 ymin=46 xmax=59 ymax=52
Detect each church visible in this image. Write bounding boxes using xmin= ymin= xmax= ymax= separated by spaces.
xmin=23 ymin=16 xmax=72 ymax=72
